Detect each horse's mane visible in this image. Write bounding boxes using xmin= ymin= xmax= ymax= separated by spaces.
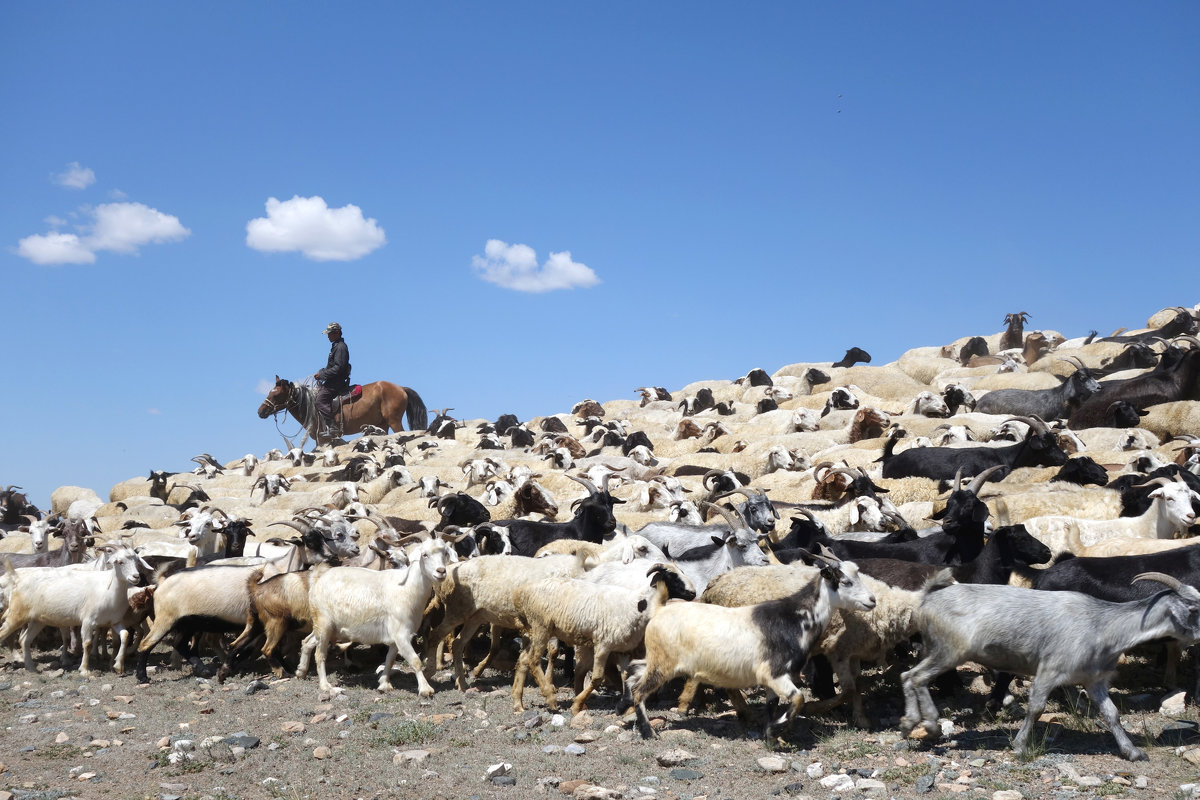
xmin=290 ymin=383 xmax=320 ymax=434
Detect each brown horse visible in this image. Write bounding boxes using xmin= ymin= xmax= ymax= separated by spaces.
xmin=257 ymin=376 xmax=428 ymax=445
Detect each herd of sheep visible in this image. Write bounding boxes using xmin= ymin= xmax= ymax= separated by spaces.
xmin=3 ymin=303 xmax=1200 ymax=763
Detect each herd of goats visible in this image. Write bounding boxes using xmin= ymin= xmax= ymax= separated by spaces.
xmin=3 ymin=305 xmax=1200 ymax=762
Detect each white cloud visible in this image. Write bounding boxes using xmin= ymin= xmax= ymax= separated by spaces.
xmin=17 ymin=232 xmax=96 ymax=265
xmin=87 ymin=202 xmax=191 ymax=254
xmin=15 ymin=201 xmax=190 ymax=266
xmin=471 ymin=239 xmax=600 ymax=293
xmin=245 ymin=195 xmax=386 ymax=261
xmin=109 ymin=188 xmax=127 ymax=200
xmin=256 ymin=378 xmax=275 ymax=395
xmin=44 ymin=215 xmax=67 ymax=227
xmin=54 ymin=162 xmax=95 ymax=189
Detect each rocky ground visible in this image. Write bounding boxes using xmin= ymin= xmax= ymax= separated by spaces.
xmin=1 ymin=646 xmax=1198 ymax=800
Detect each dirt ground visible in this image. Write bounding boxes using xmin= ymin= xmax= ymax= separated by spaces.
xmin=2 ymin=642 xmax=1198 ymax=800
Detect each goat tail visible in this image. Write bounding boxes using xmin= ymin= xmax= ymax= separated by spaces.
xmin=1066 ymin=519 xmax=1083 ymax=554
xmin=405 ymin=388 xmax=429 ymax=430
xmin=921 ymin=568 xmax=956 ymax=595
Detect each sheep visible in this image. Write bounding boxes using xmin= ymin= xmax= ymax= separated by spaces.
xmin=295 ymin=536 xmax=455 ymax=694
xmin=420 ymin=552 xmax=589 ymax=690
xmin=899 ymin=571 xmax=1200 ymax=761
xmin=511 ymin=564 xmax=696 ymax=715
xmin=626 ymin=549 xmax=876 ymax=739
xmin=0 ymin=544 xmax=145 ymax=675
xmin=1017 ymin=477 xmax=1199 ymax=554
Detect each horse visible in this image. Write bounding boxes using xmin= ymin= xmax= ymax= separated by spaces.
xmin=258 ymin=376 xmax=428 ymax=446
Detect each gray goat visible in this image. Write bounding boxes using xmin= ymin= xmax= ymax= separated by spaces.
xmin=900 ymin=572 xmax=1200 ymax=761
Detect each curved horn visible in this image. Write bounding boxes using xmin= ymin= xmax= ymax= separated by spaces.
xmin=1002 ymin=415 xmax=1049 ymax=435
xmin=1131 ymin=476 xmax=1174 ymax=489
xmin=565 ymin=474 xmax=598 ymax=494
xmin=1132 ymin=572 xmax=1186 ymax=592
xmin=268 ymin=520 xmax=314 ymax=535
xmin=699 ymin=500 xmax=749 ymax=531
xmin=966 ymin=464 xmax=1007 ymax=494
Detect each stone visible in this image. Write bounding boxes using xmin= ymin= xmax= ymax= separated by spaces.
xmin=915 ymin=774 xmax=936 ymax=793
xmin=856 ymin=778 xmax=888 ymax=793
xmin=543 ymin=745 xmax=564 ymax=755
xmin=76 ymin=772 xmax=96 ymax=781
xmin=570 ymin=711 xmax=594 ymax=729
xmin=244 ymin=680 xmax=269 ymax=695
xmin=757 ymin=756 xmax=789 ymax=773
xmin=313 ymin=746 xmax=331 ymax=759
xmin=550 ymin=714 xmax=566 ymax=727
xmin=656 ymin=748 xmax=698 ymax=767
xmin=559 ymin=780 xmax=592 ymax=794
xmin=1161 ymin=690 xmax=1188 ymax=717
xmin=574 ymin=787 xmax=621 ymax=799
xmin=310 ymin=713 xmax=329 ymax=724
xmin=992 ymin=791 xmax=1023 ymax=800
xmin=280 ymin=721 xmax=305 ymax=734
xmin=937 ymin=784 xmax=970 ymax=794
xmin=819 ymin=773 xmax=854 ymax=792
xmin=55 ymin=732 xmax=70 ymax=744
xmin=781 ymin=783 xmax=808 ymax=797
xmin=224 ymin=734 xmax=260 ymax=750
xmin=368 ymin=712 xmax=395 ymax=724
xmin=805 ymin=762 xmax=824 ymax=779
xmin=491 ymin=776 xmax=516 ymax=787
xmin=486 ymin=762 xmax=512 ymax=779
xmin=574 ymin=731 xmax=598 ymax=743
xmin=564 ymin=743 xmax=586 ymax=756
xmin=395 ymin=749 xmax=431 ymax=765
xmin=1183 ymin=748 xmax=1200 ymax=767
xmin=669 ymin=768 xmax=703 ymax=780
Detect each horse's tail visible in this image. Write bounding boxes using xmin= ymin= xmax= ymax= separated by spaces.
xmin=405 ymin=387 xmax=429 ymax=430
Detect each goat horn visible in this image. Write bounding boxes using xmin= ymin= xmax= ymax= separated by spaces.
xmin=1131 ymin=477 xmax=1174 ymax=489
xmin=268 ymin=520 xmax=313 ymax=535
xmin=566 ymin=474 xmax=598 ymax=494
xmin=1132 ymin=572 xmax=1187 ymax=593
xmin=699 ymin=500 xmax=749 ymax=531
xmin=966 ymin=465 xmax=1006 ymax=494
xmin=1002 ymin=415 xmax=1050 ymax=435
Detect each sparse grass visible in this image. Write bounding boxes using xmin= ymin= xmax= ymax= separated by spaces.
xmin=878 ymin=763 xmax=930 ymax=783
xmin=372 ymin=718 xmax=437 ymax=747
xmin=32 ymin=743 xmax=83 ymax=759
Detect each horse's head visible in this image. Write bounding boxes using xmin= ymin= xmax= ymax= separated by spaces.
xmin=258 ymin=376 xmax=294 ymax=418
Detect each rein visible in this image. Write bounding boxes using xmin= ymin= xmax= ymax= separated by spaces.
xmin=268 ymin=381 xmax=319 ymax=448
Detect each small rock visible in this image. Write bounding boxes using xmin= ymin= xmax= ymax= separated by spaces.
xmin=1161 ymin=690 xmax=1188 ymax=717
xmin=574 ymin=731 xmax=598 ymax=743
xmin=564 ymin=743 xmax=586 ymax=756
xmin=559 ymin=779 xmax=592 ymax=794
xmin=224 ymin=734 xmax=260 ymax=750
xmin=310 ymin=713 xmax=329 ymax=724
xmin=937 ymin=784 xmax=970 ymax=794
xmin=992 ymin=791 xmax=1023 ymax=800
xmin=1135 ymin=776 xmax=1149 ymax=789
xmin=280 ymin=721 xmax=305 ymax=734
xmin=262 ymin=777 xmax=283 ymax=788
xmin=18 ymin=714 xmax=37 ymax=724
xmin=77 ymin=771 xmax=97 ymax=781
xmin=669 ymin=768 xmax=703 ymax=780
xmin=757 ymin=756 xmax=789 ymax=773
xmin=656 ymin=748 xmax=697 ymax=767
xmin=524 ymin=715 xmax=545 ymax=729
xmin=491 ymin=776 xmax=517 ymax=787
xmin=915 ymin=774 xmax=936 ymax=793
xmin=368 ymin=712 xmax=395 ymax=724
xmin=1183 ymin=748 xmax=1200 ymax=766
xmin=55 ymin=732 xmax=70 ymax=744
xmin=395 ymin=749 xmax=430 ymax=765
xmin=313 ymin=746 xmax=331 ymax=759
xmin=570 ymin=711 xmax=594 ymax=729
xmin=856 ymin=778 xmax=888 ymax=794
xmin=819 ymin=774 xmax=854 ymax=792
xmin=486 ymin=762 xmax=512 ymax=779
xmin=173 ymin=740 xmax=195 ymax=752
xmin=806 ymin=762 xmax=824 ymax=778
xmin=574 ymin=786 xmax=620 ymax=799
xmin=550 ymin=714 xmax=566 ymax=727
xmin=543 ymin=745 xmax=564 ymax=755
xmin=245 ymin=680 xmax=270 ymax=695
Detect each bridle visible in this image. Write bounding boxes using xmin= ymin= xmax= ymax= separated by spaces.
xmin=259 ymin=381 xmax=294 ymax=416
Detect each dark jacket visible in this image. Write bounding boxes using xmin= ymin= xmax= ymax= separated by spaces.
xmin=317 ymin=339 xmax=351 ymax=389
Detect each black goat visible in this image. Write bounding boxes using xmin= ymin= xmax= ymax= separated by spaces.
xmin=495 ymin=475 xmax=623 ymax=557
xmin=679 ymin=388 xmax=716 ymax=416
xmin=621 ymin=430 xmax=654 ymax=456
xmin=958 ymin=336 xmax=989 ymax=366
xmin=854 ymin=524 xmax=1053 ymax=590
xmin=431 ymin=492 xmax=491 ymax=531
xmin=1051 ymin=456 xmax=1110 ymax=487
xmin=740 ymin=368 xmax=773 ymax=387
xmin=974 ymin=358 xmax=1101 ymax=419
xmin=880 ymin=416 xmax=1068 ymax=482
xmin=833 ymin=347 xmax=872 ymax=368
xmin=1068 ymin=346 xmax=1200 ymax=429
xmin=510 ymin=425 xmax=536 ymax=448
xmin=1092 ymin=341 xmax=1160 ymax=378
xmin=540 ymin=416 xmax=569 ymax=433
xmin=804 ymin=368 xmax=831 ymax=393
xmin=1095 ymin=308 xmax=1197 ymax=345
xmin=494 ymin=413 xmax=520 ymax=436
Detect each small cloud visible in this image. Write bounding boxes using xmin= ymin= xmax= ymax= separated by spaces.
xmin=43 ymin=215 xmax=67 ymax=227
xmin=256 ymin=378 xmax=275 ymax=395
xmin=15 ymin=201 xmax=190 ymax=266
xmin=109 ymin=188 xmax=127 ymax=200
xmin=147 ymin=408 xmax=161 ymax=415
xmin=17 ymin=232 xmax=96 ymax=265
xmin=245 ymin=195 xmax=386 ymax=261
xmin=471 ymin=239 xmax=600 ymax=293
xmin=54 ymin=162 xmax=95 ymax=189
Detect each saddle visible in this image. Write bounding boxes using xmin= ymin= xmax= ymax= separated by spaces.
xmin=331 ymin=384 xmax=363 ymax=414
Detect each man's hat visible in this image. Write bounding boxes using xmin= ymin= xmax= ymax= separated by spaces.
xmin=322 ymin=322 xmax=342 ymax=334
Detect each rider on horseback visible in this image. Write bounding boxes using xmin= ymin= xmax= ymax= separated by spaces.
xmin=314 ymin=322 xmax=351 ymax=439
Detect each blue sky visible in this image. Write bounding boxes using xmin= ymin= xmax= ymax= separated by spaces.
xmin=2 ymin=3 xmax=1197 ymax=509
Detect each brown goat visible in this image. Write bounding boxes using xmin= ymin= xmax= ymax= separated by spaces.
xmin=848 ymin=407 xmax=891 ymax=443
xmin=1000 ymin=311 xmax=1030 ymax=351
